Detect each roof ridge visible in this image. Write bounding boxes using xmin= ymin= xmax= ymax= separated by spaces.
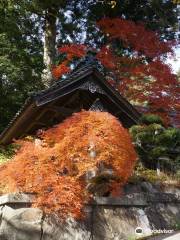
xmin=34 ymin=61 xmax=101 ymax=98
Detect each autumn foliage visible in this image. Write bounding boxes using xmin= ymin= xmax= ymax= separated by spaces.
xmin=52 ymin=44 xmax=87 ymax=79
xmin=97 ymin=18 xmax=174 ymax=58
xmin=52 ymin=18 xmax=179 ymax=125
xmin=0 ymin=111 xmax=137 ymax=219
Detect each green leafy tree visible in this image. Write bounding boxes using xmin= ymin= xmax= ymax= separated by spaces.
xmin=0 ymin=0 xmax=179 ymax=134
xmin=130 ymin=114 xmax=180 ymax=173
xmin=0 ymin=1 xmax=44 ymax=132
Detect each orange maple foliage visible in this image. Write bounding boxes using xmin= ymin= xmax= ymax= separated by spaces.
xmin=97 ymin=19 xmax=179 ymax=125
xmin=52 ymin=44 xmax=87 ymax=79
xmin=52 ymin=18 xmax=179 ymax=125
xmin=0 ymin=111 xmax=137 ymax=219
xmin=58 ymin=44 xmax=87 ymax=59
xmin=96 ymin=46 xmax=179 ymax=123
xmin=97 ymin=18 xmax=174 ymax=58
xmin=52 ymin=60 xmax=70 ymax=79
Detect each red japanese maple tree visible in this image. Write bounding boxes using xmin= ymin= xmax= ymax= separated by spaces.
xmin=0 ymin=111 xmax=137 ymax=219
xmin=52 ymin=18 xmax=179 ymax=125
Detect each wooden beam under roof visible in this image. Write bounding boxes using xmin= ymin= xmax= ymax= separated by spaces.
xmin=46 ymin=106 xmax=74 ymax=116
xmin=0 ymin=64 xmax=141 ymax=145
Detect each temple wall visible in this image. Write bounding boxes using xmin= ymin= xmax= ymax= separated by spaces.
xmin=0 ymin=183 xmax=180 ymax=240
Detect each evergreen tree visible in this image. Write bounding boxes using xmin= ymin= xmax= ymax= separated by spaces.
xmin=0 ymin=0 xmax=179 ymax=133
xmin=130 ymin=114 xmax=180 ymax=173
xmin=0 ymin=1 xmax=44 ymax=132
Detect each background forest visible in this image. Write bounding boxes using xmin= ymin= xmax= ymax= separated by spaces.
xmin=0 ymin=0 xmax=180 ymax=133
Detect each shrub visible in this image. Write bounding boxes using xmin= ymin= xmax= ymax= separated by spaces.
xmin=0 ymin=111 xmax=137 ymax=219
xmin=140 ymin=114 xmax=164 ymax=125
xmin=130 ymin=119 xmax=180 ymax=173
xmin=129 ymin=163 xmax=168 ymax=184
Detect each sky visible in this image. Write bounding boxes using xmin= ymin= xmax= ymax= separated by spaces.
xmin=167 ymin=47 xmax=180 ymax=73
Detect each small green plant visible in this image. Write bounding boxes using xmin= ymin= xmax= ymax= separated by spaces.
xmin=129 ymin=162 xmax=168 ymax=184
xmin=129 ymin=161 xmax=180 ymax=187
xmin=127 ymin=236 xmax=136 ymax=240
xmin=175 ymin=170 xmax=180 ymax=180
xmin=172 ymin=220 xmax=180 ymax=231
xmin=140 ymin=169 xmax=167 ymax=183
xmin=0 ymin=144 xmax=17 ymax=164
xmin=174 ymin=221 xmax=180 ymax=230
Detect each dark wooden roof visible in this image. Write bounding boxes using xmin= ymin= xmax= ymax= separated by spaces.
xmin=0 ymin=63 xmax=141 ymax=145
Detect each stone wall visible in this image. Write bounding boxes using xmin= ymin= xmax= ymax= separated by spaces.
xmin=0 ymin=182 xmax=180 ymax=240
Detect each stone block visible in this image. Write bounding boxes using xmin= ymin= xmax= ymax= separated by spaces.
xmin=0 ymin=193 xmax=34 ymax=208
xmin=0 ymin=206 xmax=42 ymax=240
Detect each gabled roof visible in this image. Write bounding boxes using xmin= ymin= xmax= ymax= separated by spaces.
xmin=0 ymin=63 xmax=141 ymax=145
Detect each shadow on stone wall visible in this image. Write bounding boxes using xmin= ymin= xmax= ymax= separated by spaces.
xmin=0 ymin=182 xmax=180 ymax=240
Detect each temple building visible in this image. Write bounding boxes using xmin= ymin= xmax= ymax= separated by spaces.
xmin=0 ymin=60 xmax=141 ymax=145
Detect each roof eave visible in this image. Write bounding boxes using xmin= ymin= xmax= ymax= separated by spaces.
xmin=0 ymin=98 xmax=36 ymax=145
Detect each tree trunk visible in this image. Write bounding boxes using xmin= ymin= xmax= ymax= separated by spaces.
xmin=156 ymin=160 xmax=161 ymax=176
xmin=42 ymin=7 xmax=57 ymax=87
